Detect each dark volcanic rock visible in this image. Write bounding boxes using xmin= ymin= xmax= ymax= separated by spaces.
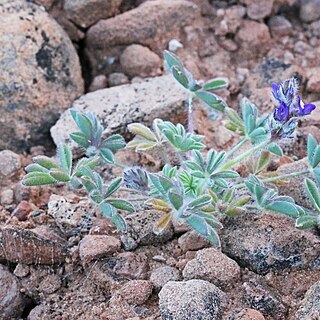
xmin=221 ymin=212 xmax=320 ymax=274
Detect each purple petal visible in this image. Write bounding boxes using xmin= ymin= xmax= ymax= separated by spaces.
xmin=274 ymin=102 xmax=289 ymax=122
xmin=300 ymin=103 xmax=316 ymax=115
xmin=297 ymin=96 xmax=316 ymax=116
xmin=271 ymin=83 xmax=280 ymax=101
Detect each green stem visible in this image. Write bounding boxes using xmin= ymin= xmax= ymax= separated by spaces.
xmin=217 ymin=140 xmax=270 ymax=172
xmin=225 ymin=137 xmax=248 ymax=160
xmin=235 ymin=169 xmax=310 ymax=189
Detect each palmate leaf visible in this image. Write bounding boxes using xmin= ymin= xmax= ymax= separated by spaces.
xmin=102 ymin=134 xmax=126 ymax=151
xmin=70 ymin=109 xmax=93 ymax=140
xmin=266 ymin=200 xmax=301 ymax=218
xmin=99 ymin=203 xmax=126 ymax=231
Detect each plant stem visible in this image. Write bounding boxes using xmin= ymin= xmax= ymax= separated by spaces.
xmin=235 ymin=169 xmax=310 ymax=189
xmin=187 ymin=93 xmax=194 ymax=133
xmin=217 ymin=140 xmax=270 ymax=172
xmin=225 ymin=137 xmax=248 ymax=160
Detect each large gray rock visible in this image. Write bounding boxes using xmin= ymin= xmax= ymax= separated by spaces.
xmin=159 ymin=279 xmax=227 ymax=320
xmin=51 ymin=75 xmax=187 ymax=148
xmin=0 ymin=264 xmax=26 ymax=319
xmin=0 ymin=0 xmax=83 ymax=151
xmin=299 ymin=0 xmax=320 ymax=22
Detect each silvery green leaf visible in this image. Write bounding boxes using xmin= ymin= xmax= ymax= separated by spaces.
xmin=266 ymin=201 xmax=300 ymax=218
xmin=163 ymin=50 xmax=184 ymax=71
xmin=80 ymin=176 xmax=96 ymax=193
xmin=222 ymin=189 xmax=233 ymax=203
xmin=106 ymin=199 xmax=134 ymax=212
xmin=191 ymin=170 xmax=206 ymax=179
xmin=72 ymin=110 xmax=93 ymax=139
xmin=187 ymin=195 xmax=212 ymax=210
xmin=305 ymin=178 xmax=320 ymax=212
xmin=100 ymin=148 xmax=114 ymax=164
xmin=171 ymin=66 xmax=189 ymax=89
xmin=185 ymin=215 xmax=220 ymax=246
xmin=111 ymin=213 xmax=127 ymax=232
xmin=70 ymin=132 xmax=89 ymax=149
xmin=185 ymin=161 xmax=203 ymax=172
xmin=313 ymin=168 xmax=320 ymax=185
xmin=211 ymin=170 xmax=239 ymax=179
xmin=102 ymin=134 xmax=126 ymax=150
xmin=168 ymin=191 xmax=183 ymax=210
xmin=203 ymin=77 xmax=229 ymax=91
xmin=58 ymin=144 xmax=72 ymax=175
xmin=295 ymin=215 xmax=318 ymax=229
xmin=267 ymin=143 xmax=283 ymax=156
xmin=33 ymin=156 xmax=60 ymax=170
xmin=104 ymin=177 xmax=122 ymax=198
xmin=25 ymin=163 xmax=49 ymax=173
xmin=308 ymin=134 xmax=317 ymax=166
xmin=22 ymin=172 xmax=57 ymax=186
xmin=49 ymin=169 xmax=70 ymax=182
xmin=311 ymin=146 xmax=320 ymax=168
xmin=207 ymin=151 xmax=226 ymax=174
xmin=255 ymin=151 xmax=270 ymax=173
xmin=195 ymin=90 xmax=225 ymax=111
xmin=99 ymin=202 xmax=115 ymax=217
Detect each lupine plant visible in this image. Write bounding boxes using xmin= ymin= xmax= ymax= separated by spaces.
xmin=22 ymin=51 xmax=319 ymax=246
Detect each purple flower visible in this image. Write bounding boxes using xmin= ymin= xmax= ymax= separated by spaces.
xmin=274 ymin=102 xmax=289 ymax=122
xmin=270 ymin=78 xmax=316 ymax=139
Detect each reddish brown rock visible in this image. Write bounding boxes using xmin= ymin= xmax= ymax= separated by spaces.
xmin=64 ymin=0 xmax=122 ymax=28
xmin=0 ymin=226 xmax=68 ymax=264
xmin=0 ymin=0 xmax=83 ymax=151
xmin=86 ymin=0 xmax=199 ymax=76
xmin=233 ymin=308 xmax=266 ymax=320
xmin=178 ymin=230 xmax=211 ymax=253
xmin=79 ymin=235 xmax=121 ymax=263
xmin=120 ymin=44 xmax=162 ymax=78
xmin=236 ymin=20 xmax=271 ymax=60
xmin=182 ymin=248 xmax=241 ymax=286
xmin=88 ymin=75 xmax=108 ymax=92
xmin=11 ymin=201 xmax=34 ymax=221
xmin=0 ymin=264 xmax=26 ymax=319
xmin=307 ymin=68 xmax=320 ymax=93
xmin=115 ymin=280 xmax=153 ymax=305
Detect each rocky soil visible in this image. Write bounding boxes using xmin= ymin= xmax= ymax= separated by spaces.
xmin=1 ymin=0 xmax=320 ymax=319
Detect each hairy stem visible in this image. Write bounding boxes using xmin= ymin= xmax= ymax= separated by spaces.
xmin=235 ymin=169 xmax=310 ymax=189
xmin=188 ymin=94 xmax=194 ymax=133
xmin=225 ymin=137 xmax=249 ymax=160
xmin=217 ymin=140 xmax=270 ymax=172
